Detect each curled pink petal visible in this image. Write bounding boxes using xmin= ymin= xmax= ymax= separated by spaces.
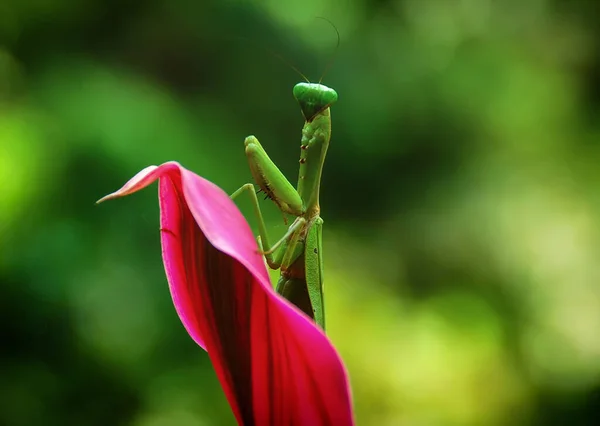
xmin=99 ymin=161 xmax=354 ymax=425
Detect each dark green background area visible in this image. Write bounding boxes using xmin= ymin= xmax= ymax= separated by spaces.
xmin=2 ymin=0 xmax=600 ymax=425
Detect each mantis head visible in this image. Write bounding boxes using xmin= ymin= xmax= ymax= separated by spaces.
xmin=293 ymin=83 xmax=338 ymax=122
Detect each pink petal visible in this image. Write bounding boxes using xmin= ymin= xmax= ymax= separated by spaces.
xmin=98 ymin=161 xmax=354 ymax=426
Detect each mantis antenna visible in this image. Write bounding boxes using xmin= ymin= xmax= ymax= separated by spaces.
xmin=263 ymin=44 xmax=311 ymax=83
xmin=266 ymin=17 xmax=341 ymax=84
xmin=234 ymin=17 xmax=340 ymax=84
xmin=232 ymin=35 xmax=310 ymax=83
xmin=315 ymin=16 xmax=341 ymax=84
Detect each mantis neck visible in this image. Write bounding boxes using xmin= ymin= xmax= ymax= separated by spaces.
xmin=296 ymin=108 xmax=331 ymax=216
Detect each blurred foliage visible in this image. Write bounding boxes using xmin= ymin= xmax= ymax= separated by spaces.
xmin=2 ymin=0 xmax=600 ymax=424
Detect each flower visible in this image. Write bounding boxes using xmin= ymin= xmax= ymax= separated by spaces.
xmin=98 ymin=161 xmax=354 ymax=425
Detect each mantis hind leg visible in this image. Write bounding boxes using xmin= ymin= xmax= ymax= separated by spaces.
xmin=232 ymin=184 xmax=298 ymax=270
xmin=256 ymin=217 xmax=305 ymax=270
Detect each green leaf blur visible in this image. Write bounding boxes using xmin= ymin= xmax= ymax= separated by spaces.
xmin=2 ymin=0 xmax=600 ymax=425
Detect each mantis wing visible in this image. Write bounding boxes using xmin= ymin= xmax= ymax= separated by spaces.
xmin=304 ymin=217 xmax=325 ymax=330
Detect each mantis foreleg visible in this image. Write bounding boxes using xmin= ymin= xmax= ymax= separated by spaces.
xmin=243 ymin=136 xmax=303 ymax=216
xmin=231 ymin=136 xmax=305 ymax=270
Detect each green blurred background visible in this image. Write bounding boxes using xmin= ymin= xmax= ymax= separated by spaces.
xmin=2 ymin=0 xmax=600 ymax=424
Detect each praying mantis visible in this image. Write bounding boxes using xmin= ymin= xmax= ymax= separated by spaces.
xmin=230 ymin=81 xmax=337 ymax=331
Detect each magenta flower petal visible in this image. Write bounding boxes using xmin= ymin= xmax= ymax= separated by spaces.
xmin=98 ymin=162 xmax=354 ymax=425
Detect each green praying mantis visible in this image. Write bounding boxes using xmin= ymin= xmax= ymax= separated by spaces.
xmin=230 ymin=80 xmax=337 ymax=331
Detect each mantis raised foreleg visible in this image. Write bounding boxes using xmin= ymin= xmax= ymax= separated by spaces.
xmin=231 ymin=82 xmax=337 ymax=331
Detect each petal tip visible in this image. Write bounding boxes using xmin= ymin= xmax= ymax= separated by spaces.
xmin=96 ymin=193 xmax=115 ymax=204
xmin=95 ymin=164 xmax=162 ymax=205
